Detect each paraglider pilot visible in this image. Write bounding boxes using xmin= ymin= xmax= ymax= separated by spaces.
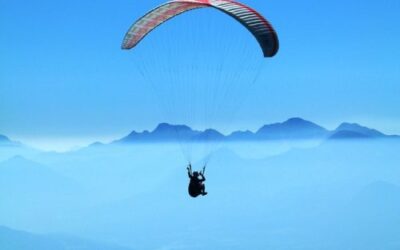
xmin=187 ymin=164 xmax=207 ymax=197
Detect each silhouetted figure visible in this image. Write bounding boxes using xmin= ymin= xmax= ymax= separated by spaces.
xmin=187 ymin=164 xmax=207 ymax=198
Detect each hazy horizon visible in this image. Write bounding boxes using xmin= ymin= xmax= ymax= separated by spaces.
xmin=2 ymin=117 xmax=399 ymax=152
xmin=1 ymin=139 xmax=400 ymax=250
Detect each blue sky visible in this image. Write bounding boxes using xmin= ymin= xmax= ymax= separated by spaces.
xmin=1 ymin=0 xmax=400 ymax=150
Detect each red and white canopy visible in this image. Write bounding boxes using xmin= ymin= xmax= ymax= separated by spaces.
xmin=122 ymin=0 xmax=279 ymax=57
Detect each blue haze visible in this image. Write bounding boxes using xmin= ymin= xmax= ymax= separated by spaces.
xmin=1 ymin=138 xmax=400 ymax=249
xmin=1 ymin=1 xmax=400 ymax=249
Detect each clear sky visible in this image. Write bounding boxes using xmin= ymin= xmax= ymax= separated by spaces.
xmin=1 ymin=0 xmax=400 ymax=151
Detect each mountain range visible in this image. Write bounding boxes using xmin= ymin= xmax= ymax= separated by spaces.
xmin=1 ymin=118 xmax=398 ymax=149
xmin=0 ymin=225 xmax=132 ymax=250
xmin=116 ymin=118 xmax=399 ymax=144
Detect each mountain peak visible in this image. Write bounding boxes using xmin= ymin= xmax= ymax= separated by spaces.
xmin=153 ymin=123 xmax=192 ymax=133
xmin=257 ymin=118 xmax=329 ymax=139
xmin=283 ymin=117 xmax=323 ymax=128
xmin=194 ymin=129 xmax=225 ymax=141
xmin=0 ymin=134 xmax=10 ymax=142
xmin=335 ymin=122 xmax=385 ymax=137
xmin=0 ymin=134 xmax=21 ymax=147
xmin=337 ymin=122 xmax=362 ymax=130
xmin=118 ymin=123 xmax=199 ymax=143
xmin=329 ymin=130 xmax=370 ymax=140
xmin=286 ymin=117 xmax=307 ymax=124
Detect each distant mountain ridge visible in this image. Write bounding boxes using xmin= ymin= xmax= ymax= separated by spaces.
xmin=329 ymin=122 xmax=400 ymax=140
xmin=1 ymin=119 xmax=397 ymax=149
xmin=256 ymin=118 xmax=329 ymax=139
xmin=0 ymin=134 xmax=19 ymax=146
xmin=0 ymin=135 xmax=10 ymax=142
xmin=0 ymin=225 xmax=132 ymax=250
xmin=0 ymin=156 xmax=79 ymax=195
xmin=116 ymin=118 xmax=399 ymax=144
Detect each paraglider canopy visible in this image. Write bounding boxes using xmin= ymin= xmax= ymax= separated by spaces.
xmin=122 ymin=0 xmax=279 ymax=57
